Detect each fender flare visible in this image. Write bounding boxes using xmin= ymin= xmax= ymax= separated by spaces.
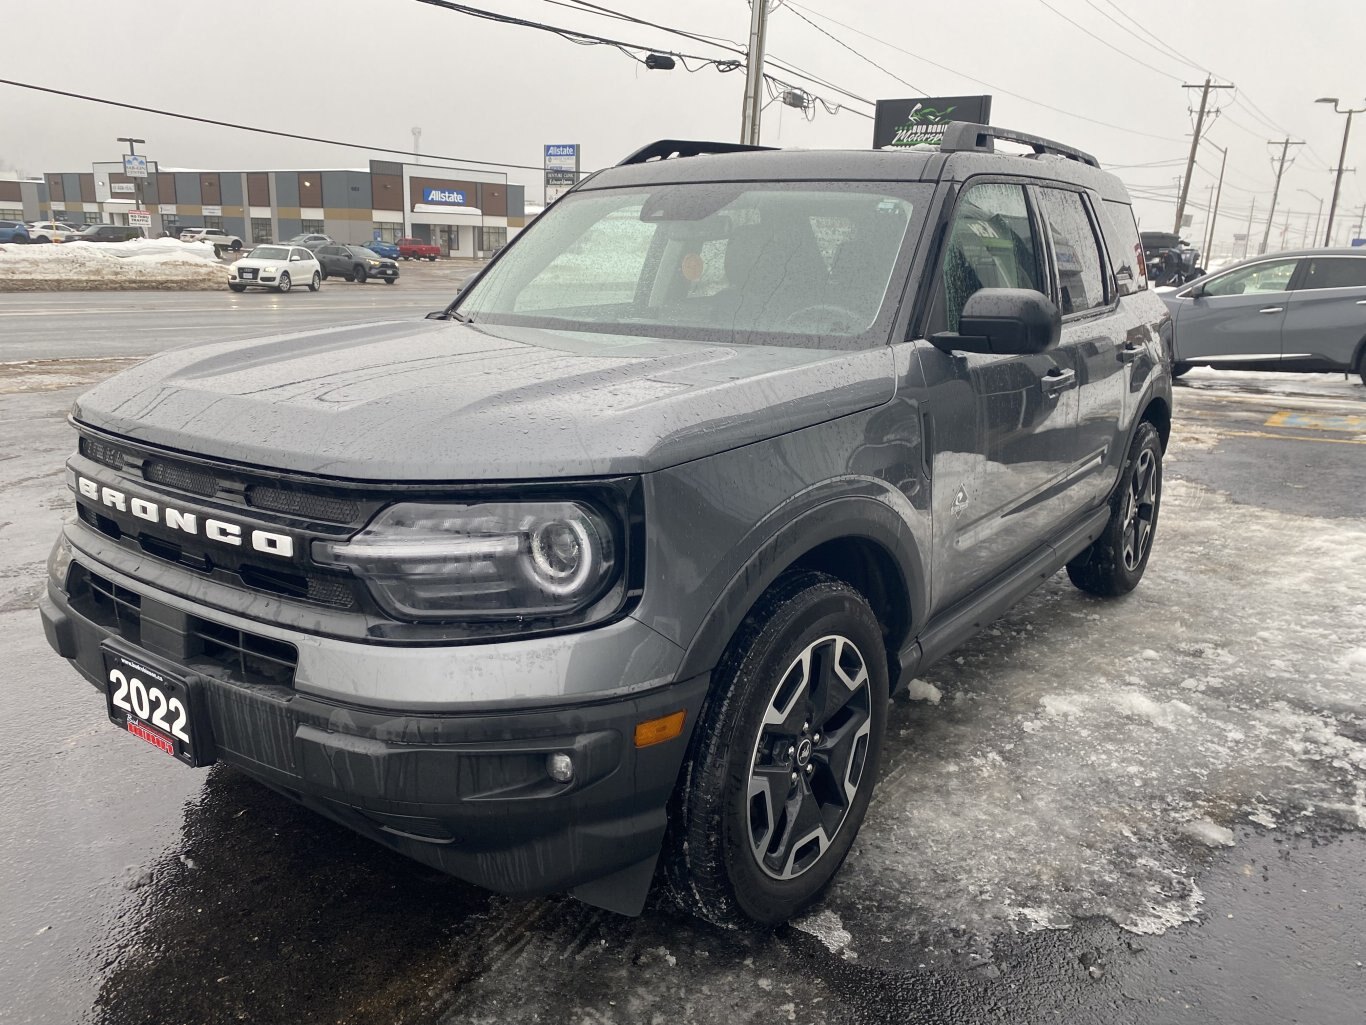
xmin=674 ymin=489 xmax=929 ymax=683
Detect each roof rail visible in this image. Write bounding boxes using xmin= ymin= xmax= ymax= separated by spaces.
xmin=939 ymin=122 xmax=1100 ymax=168
xmin=616 ymin=139 xmax=777 ymax=166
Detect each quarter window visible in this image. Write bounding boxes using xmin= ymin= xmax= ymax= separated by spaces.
xmin=1099 ymin=199 xmax=1146 ymax=294
xmin=939 ymin=182 xmax=1043 ymax=333
xmin=1203 ymin=259 xmax=1297 ymax=296
xmin=1296 ymin=257 xmax=1366 ymax=290
xmin=1037 ymin=188 xmax=1106 ymax=314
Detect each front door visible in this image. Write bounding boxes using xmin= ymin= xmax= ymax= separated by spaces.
xmin=1174 ymin=257 xmax=1300 ymax=365
xmin=915 ymin=180 xmax=1080 ymax=613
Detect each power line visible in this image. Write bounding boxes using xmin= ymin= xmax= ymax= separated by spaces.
xmin=1081 ymin=0 xmax=1197 ymax=78
xmin=785 ymin=1 xmax=1180 ymax=145
xmin=783 ymin=4 xmax=927 ymax=94
xmin=1095 ymin=0 xmax=1211 ymax=74
xmin=543 ymin=0 xmax=746 ymax=51
xmin=1029 ymin=0 xmax=1185 ymax=82
xmin=0 ymin=76 xmax=552 ymax=172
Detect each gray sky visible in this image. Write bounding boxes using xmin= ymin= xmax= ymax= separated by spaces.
xmin=5 ymin=0 xmax=1365 ymax=250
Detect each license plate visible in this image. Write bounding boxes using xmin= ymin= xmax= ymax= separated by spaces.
xmin=102 ymin=646 xmax=206 ymax=766
xmin=241 ymin=269 xmax=256 ymax=279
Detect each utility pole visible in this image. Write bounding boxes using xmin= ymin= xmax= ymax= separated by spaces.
xmin=1260 ymin=137 xmax=1304 ymax=254
xmin=1203 ymin=142 xmax=1228 ymax=259
xmin=1174 ymin=77 xmax=1234 ymax=234
xmin=1317 ymin=98 xmax=1365 ymax=245
xmin=739 ymin=0 xmax=771 ymax=145
xmin=1242 ymin=197 xmax=1256 ymax=258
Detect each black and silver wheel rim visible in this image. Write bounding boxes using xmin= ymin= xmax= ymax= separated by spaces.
xmin=1121 ymin=448 xmax=1158 ymax=571
xmin=745 ymin=634 xmax=873 ymax=881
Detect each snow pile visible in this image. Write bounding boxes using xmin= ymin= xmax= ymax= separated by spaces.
xmin=0 ymin=239 xmax=228 ymax=291
xmin=808 ymin=473 xmax=1366 ymax=966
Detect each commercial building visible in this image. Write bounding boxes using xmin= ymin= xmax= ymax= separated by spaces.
xmin=4 ymin=159 xmax=530 ymax=257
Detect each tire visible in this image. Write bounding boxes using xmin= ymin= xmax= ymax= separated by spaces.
xmin=427 ymin=255 xmax=437 ymax=262
xmin=1356 ymin=347 xmax=1366 ymax=386
xmin=1171 ymin=362 xmax=1192 ymax=379
xmin=214 ymin=245 xmax=226 ymax=258
xmin=384 ymin=278 xmax=395 ymax=285
xmin=308 ymin=271 xmax=320 ymax=292
xmin=33 ymin=235 xmax=51 ymax=245
xmin=277 ymin=272 xmax=292 ymax=293
xmin=231 ymin=239 xmax=242 ymax=251
xmin=353 ymin=265 xmax=366 ymax=284
xmin=11 ymin=235 xmax=27 ymax=244
xmin=1066 ymin=421 xmax=1163 ymax=597
xmin=228 ymin=283 xmax=246 ymax=293
xmin=664 ymin=571 xmax=888 ymax=926
xmin=319 ymin=268 xmax=328 ymax=281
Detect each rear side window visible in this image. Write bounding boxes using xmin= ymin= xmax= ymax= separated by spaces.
xmin=1099 ymin=200 xmax=1147 ymax=294
xmin=938 ymin=182 xmax=1043 ymax=333
xmin=1037 ymin=188 xmax=1107 ymax=315
xmin=1297 ymin=256 xmax=1366 ymax=290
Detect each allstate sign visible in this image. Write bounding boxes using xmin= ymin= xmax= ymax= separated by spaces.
xmin=423 ymin=187 xmax=467 ymax=205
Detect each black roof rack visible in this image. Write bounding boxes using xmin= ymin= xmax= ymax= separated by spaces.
xmin=617 ymin=139 xmax=777 ymax=166
xmin=939 ymin=122 xmax=1100 ymax=168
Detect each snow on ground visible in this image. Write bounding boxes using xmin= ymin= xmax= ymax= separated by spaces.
xmin=810 ymin=451 xmax=1366 ymax=966
xmin=0 ymin=238 xmax=227 ymax=291
xmin=1180 ymin=366 xmax=1365 ymax=401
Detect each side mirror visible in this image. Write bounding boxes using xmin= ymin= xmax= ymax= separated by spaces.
xmin=931 ymin=288 xmax=1061 ymax=355
xmin=424 ymin=310 xmax=448 ymax=320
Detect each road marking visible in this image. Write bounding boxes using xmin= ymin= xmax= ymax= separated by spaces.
xmin=1264 ymin=410 xmax=1366 ymax=432
xmin=1225 ymin=429 xmax=1366 ymax=446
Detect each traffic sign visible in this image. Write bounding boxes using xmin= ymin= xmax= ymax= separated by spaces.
xmin=128 ymin=211 xmax=152 ymax=228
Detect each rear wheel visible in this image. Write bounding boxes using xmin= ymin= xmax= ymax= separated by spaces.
xmin=1067 ymin=421 xmax=1162 ymax=597
xmin=231 ymin=239 xmax=242 ymax=251
xmin=664 ymin=571 xmax=887 ymax=926
xmin=277 ymin=272 xmax=292 ymax=293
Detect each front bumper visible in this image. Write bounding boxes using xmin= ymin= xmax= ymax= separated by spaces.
xmin=41 ymin=542 xmax=709 ymax=913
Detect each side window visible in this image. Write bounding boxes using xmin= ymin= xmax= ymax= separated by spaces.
xmin=1099 ymin=199 xmax=1147 ymax=294
xmin=939 ymin=182 xmax=1042 ymax=332
xmin=1203 ymin=259 xmax=1298 ymax=296
xmin=1297 ymin=257 xmax=1366 ymax=290
xmin=1037 ymin=188 xmax=1107 ymax=315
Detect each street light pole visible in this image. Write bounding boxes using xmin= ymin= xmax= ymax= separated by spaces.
xmin=1317 ymin=98 xmax=1366 ymax=246
xmin=1297 ymin=188 xmax=1324 ymax=246
xmin=739 ymin=0 xmax=771 ymax=145
xmin=1203 ymin=142 xmax=1227 ymax=259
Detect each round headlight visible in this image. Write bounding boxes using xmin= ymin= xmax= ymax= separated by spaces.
xmin=528 ymin=517 xmax=594 ymax=596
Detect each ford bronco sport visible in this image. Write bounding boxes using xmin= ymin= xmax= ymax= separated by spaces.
xmin=41 ymin=123 xmax=1172 ymax=926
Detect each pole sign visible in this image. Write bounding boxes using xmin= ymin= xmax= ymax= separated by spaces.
xmin=123 ymin=154 xmax=148 ymax=178
xmin=873 ymin=95 xmax=992 ymax=148
xmin=128 ymin=211 xmax=152 ymax=228
xmin=544 ymin=144 xmax=580 ymax=203
xmin=422 ymin=187 xmax=467 ymax=205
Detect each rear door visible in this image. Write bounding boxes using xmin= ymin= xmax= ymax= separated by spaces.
xmin=1281 ymin=254 xmax=1366 ymax=369
xmin=1174 ymin=257 xmax=1300 ymax=365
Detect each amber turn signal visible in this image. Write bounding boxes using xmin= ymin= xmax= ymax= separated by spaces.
xmin=634 ymin=710 xmax=686 ymax=748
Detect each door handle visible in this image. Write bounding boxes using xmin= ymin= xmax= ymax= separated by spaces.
xmin=1258 ymin=306 xmax=1284 ymax=314
xmin=1041 ymin=368 xmax=1077 ymax=396
xmin=1118 ymin=343 xmax=1141 ymax=364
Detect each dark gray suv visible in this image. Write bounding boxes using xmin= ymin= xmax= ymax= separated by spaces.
xmin=40 ymin=124 xmax=1173 ymax=926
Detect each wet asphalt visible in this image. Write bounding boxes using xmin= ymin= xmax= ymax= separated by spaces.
xmin=1 ymin=293 xmax=1363 ymax=1025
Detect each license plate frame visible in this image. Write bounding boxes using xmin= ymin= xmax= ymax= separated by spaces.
xmin=101 ymin=644 xmax=212 ymax=767
xmin=240 ymin=269 xmax=256 ymax=279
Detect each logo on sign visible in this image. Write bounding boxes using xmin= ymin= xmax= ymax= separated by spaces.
xmin=423 ymin=187 xmax=466 ymax=205
xmin=123 ymin=154 xmax=148 ymax=178
xmin=545 ymin=145 xmax=577 ymax=158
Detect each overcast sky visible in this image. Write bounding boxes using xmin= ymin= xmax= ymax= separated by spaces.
xmin=4 ymin=0 xmax=1365 ymax=251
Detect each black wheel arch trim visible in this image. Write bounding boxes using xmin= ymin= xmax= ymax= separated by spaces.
xmin=674 ymin=489 xmax=928 ymax=687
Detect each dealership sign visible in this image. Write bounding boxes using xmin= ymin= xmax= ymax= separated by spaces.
xmin=111 ymin=182 xmax=136 ymax=194
xmin=873 ymin=95 xmax=992 ymax=148
xmin=123 ymin=154 xmax=148 ymax=178
xmin=423 ymin=187 xmax=467 ymax=205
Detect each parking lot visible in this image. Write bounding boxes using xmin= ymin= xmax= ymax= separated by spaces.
xmin=1 ymin=281 xmax=1362 ymax=1024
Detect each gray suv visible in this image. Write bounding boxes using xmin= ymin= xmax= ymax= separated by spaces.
xmin=40 ymin=124 xmax=1173 ymax=926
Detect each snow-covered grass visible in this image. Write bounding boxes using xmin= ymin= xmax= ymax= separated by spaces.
xmin=0 ymin=238 xmax=228 ymax=291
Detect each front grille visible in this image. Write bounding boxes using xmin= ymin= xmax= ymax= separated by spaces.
xmin=246 ymin=485 xmax=359 ymax=524
xmin=79 ymin=435 xmax=137 ymax=473
xmin=145 ymin=459 xmax=219 ymax=498
xmin=67 ymin=565 xmax=298 ymax=688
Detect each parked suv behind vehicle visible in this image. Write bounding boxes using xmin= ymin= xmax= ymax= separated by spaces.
xmin=40 ymin=125 xmax=1172 ymax=926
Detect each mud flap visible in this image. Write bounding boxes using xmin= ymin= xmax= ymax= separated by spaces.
xmin=570 ymin=852 xmax=660 ymax=916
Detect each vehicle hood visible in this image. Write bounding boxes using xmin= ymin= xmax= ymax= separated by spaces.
xmin=73 ymin=319 xmax=896 ymax=480
xmin=234 ymin=255 xmax=307 ymax=269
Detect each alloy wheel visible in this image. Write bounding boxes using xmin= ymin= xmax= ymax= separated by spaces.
xmin=1121 ymin=448 xmax=1157 ymax=571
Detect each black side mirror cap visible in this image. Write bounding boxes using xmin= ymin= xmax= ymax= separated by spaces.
xmin=931 ymin=288 xmax=1062 ymax=355
xmin=424 ymin=310 xmax=448 ymax=320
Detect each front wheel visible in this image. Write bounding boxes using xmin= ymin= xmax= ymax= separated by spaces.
xmin=228 ymin=283 xmax=246 ymax=292
xmin=384 ymin=278 xmax=396 ymax=285
xmin=664 ymin=571 xmax=887 ymax=926
xmin=277 ymin=272 xmax=292 ymax=293
xmin=1356 ymin=347 xmax=1366 ymax=386
xmin=308 ymin=271 xmax=321 ymax=292
xmin=1067 ymin=421 xmax=1163 ymax=597
xmin=1171 ymin=362 xmax=1192 ymax=379
xmin=353 ymin=265 xmax=367 ymax=283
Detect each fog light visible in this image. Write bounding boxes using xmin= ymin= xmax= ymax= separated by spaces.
xmin=546 ymin=752 xmax=574 ymax=783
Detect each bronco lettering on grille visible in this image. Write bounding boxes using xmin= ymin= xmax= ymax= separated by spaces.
xmin=76 ymin=475 xmax=295 ymax=559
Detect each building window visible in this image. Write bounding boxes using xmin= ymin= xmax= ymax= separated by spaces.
xmin=476 ymin=227 xmax=507 ymax=252
xmin=160 ymin=215 xmax=180 ymax=238
xmin=203 ymin=215 xmax=223 ymax=230
xmin=0 ymin=208 xmax=22 ymax=221
xmin=251 ymin=218 xmax=273 ymax=243
xmin=301 ymin=219 xmax=325 ymax=234
xmin=373 ymin=222 xmax=402 ymax=243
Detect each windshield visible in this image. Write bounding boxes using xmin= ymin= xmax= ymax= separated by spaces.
xmin=285 ymin=234 xmax=316 ymax=243
xmin=349 ymin=246 xmax=380 ymax=259
xmin=456 ymin=182 xmax=925 ymax=348
xmin=250 ymin=246 xmax=290 ymax=260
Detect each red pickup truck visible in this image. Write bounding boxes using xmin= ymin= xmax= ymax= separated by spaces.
xmin=396 ymin=237 xmax=441 ymax=261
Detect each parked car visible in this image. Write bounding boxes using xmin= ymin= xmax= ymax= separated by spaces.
xmin=1160 ymin=247 xmax=1366 ymax=382
xmin=65 ymin=224 xmax=145 ymax=243
xmin=397 ymin=236 xmax=440 ymax=261
xmin=315 ymin=243 xmax=400 ymax=284
xmin=226 ymin=244 xmax=321 ymax=293
xmin=180 ymin=227 xmax=243 ymax=254
xmin=285 ymin=233 xmax=332 ymax=250
xmin=39 ymin=125 xmax=1172 ymax=927
xmin=0 ymin=220 xmax=32 ymax=243
xmin=363 ymin=239 xmax=401 ymax=260
xmin=27 ymin=221 xmax=81 ymax=243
